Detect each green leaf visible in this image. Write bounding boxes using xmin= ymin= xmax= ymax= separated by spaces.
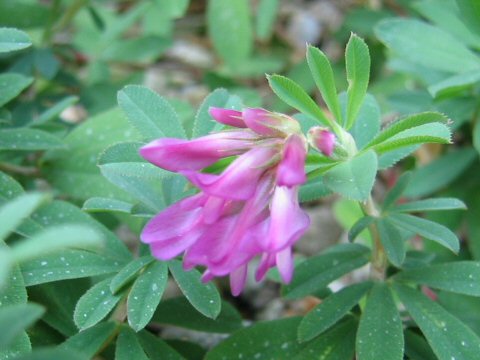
xmin=299 ymin=176 xmax=332 ymax=203
xmin=21 ymin=250 xmax=123 ymax=286
xmin=193 ymin=88 xmax=230 ymax=138
xmin=404 ymin=148 xmax=477 ymax=198
xmin=60 ymin=321 xmax=118 ymax=359
xmin=348 ymin=216 xmax=374 ymax=242
xmin=474 ymin=121 xmax=480 ymax=156
xmin=0 ymin=303 xmax=44 ymax=347
xmin=0 ymin=265 xmax=27 ymax=306
xmin=377 ymin=218 xmax=405 ymax=267
xmin=101 ymin=36 xmax=171 ymax=63
xmin=307 ymin=45 xmax=342 ymax=123
xmin=428 ymin=70 xmax=480 ymax=98
xmin=0 ymin=2 xmax=49 ymax=29
xmin=382 ymin=171 xmax=412 ymax=210
xmin=456 ymin=0 xmax=480 ymax=36
xmin=298 ymin=282 xmax=372 ymax=342
xmin=34 ymin=96 xmax=79 ymax=126
xmin=394 ymin=283 xmax=480 ymax=360
xmin=116 ymin=327 xmax=149 ymax=360
xmin=138 ymin=330 xmax=184 ymax=360
xmin=82 ymin=197 xmax=133 ymax=214
xmin=10 ymin=225 xmax=104 ymax=264
xmin=44 ymin=108 xmax=140 ymax=201
xmin=205 ymin=317 xmax=304 ymax=359
xmin=117 ymin=85 xmax=185 ymax=141
xmin=255 ymin=0 xmax=279 ymax=41
xmin=294 ymin=318 xmax=357 ymax=360
xmin=207 ymin=0 xmax=253 ymax=67
xmin=375 ymin=18 xmax=480 ymax=73
xmin=347 ymin=93 xmax=381 ymax=149
xmin=267 ymin=74 xmax=333 ymax=127
xmin=324 ymin=150 xmax=377 ymax=201
xmin=98 ymin=142 xmax=171 ymax=212
xmin=372 ymin=123 xmax=451 ymax=154
xmin=393 ymin=198 xmax=466 ymax=213
xmin=356 ymin=283 xmax=404 ymax=360
xmin=365 ymin=112 xmax=449 ymax=150
xmin=0 ymin=193 xmax=48 ymax=241
xmin=73 ymin=277 xmax=123 ymax=330
xmin=110 ymin=256 xmax=154 ymax=294
xmin=396 ymin=261 xmax=480 ymax=296
xmin=0 ymin=332 xmax=30 ymax=360
xmin=283 ymin=244 xmax=370 ymax=299
xmin=0 ymin=28 xmax=32 ymax=53
xmin=168 ymin=260 xmax=221 ymax=319
xmin=345 ymin=34 xmax=370 ymax=129
xmin=12 ymin=348 xmax=85 ymax=360
xmin=28 ymin=279 xmax=88 ymax=337
xmin=152 ymin=297 xmax=242 ymax=333
xmin=404 ymin=329 xmax=437 ymax=360
xmin=127 ymin=261 xmax=168 ymax=332
xmin=389 ymin=213 xmax=459 ymax=253
xmin=0 ymin=128 xmax=64 ymax=151
xmin=0 ymin=73 xmax=33 ymax=107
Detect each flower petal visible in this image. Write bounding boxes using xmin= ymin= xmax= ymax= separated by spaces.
xmin=139 ymin=131 xmax=255 ymax=172
xmin=276 ymin=134 xmax=307 ymax=187
xmin=183 ymin=147 xmax=277 ymax=200
xmin=276 ymin=247 xmax=294 ymax=283
xmin=209 ymin=107 xmax=246 ymax=128
xmin=242 ymin=108 xmax=279 ymax=136
xmin=264 ymin=186 xmax=310 ymax=251
xmin=255 ymin=252 xmax=275 ymax=282
xmin=230 ymin=264 xmax=248 ymax=296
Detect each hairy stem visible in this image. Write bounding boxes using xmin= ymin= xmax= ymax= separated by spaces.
xmin=362 ymin=195 xmax=387 ymax=281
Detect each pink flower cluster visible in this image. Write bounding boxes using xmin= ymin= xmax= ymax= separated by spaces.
xmin=139 ymin=107 xmax=333 ymax=295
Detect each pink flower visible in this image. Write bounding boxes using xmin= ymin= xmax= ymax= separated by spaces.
xmin=139 ymin=107 xmax=332 ymax=295
xmin=308 ymin=126 xmax=336 ymax=156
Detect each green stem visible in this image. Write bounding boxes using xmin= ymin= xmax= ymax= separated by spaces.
xmin=0 ymin=162 xmax=39 ymax=176
xmin=362 ymin=195 xmax=387 ymax=281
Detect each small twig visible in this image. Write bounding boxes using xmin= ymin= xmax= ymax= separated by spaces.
xmin=0 ymin=162 xmax=39 ymax=177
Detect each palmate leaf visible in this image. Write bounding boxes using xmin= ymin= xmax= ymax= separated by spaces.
xmin=115 ymin=327 xmax=149 ymax=360
xmin=110 ymin=256 xmax=154 ymax=294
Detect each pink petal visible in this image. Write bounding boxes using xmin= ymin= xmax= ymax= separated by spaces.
xmin=276 ymin=134 xmax=307 ymax=187
xmin=140 ymin=196 xmax=203 ymax=244
xmin=255 ymin=253 xmax=275 ymax=282
xmin=264 ymin=186 xmax=310 ymax=251
xmin=149 ymin=225 xmax=204 ymax=260
xmin=202 ymin=196 xmax=225 ymax=224
xmin=308 ymin=127 xmax=336 ymax=156
xmin=209 ymin=107 xmax=246 ymax=128
xmin=183 ymin=147 xmax=277 ymax=200
xmin=139 ymin=131 xmax=255 ymax=172
xmin=276 ymin=247 xmax=294 ymax=283
xmin=230 ymin=264 xmax=248 ymax=296
xmin=242 ymin=108 xmax=279 ymax=136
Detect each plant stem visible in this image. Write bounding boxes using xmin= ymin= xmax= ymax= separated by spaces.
xmin=0 ymin=162 xmax=39 ymax=176
xmin=362 ymin=195 xmax=387 ymax=281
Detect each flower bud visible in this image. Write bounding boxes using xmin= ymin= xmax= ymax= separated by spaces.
xmin=307 ymin=127 xmax=336 ymax=156
xmin=242 ymin=108 xmax=301 ymax=137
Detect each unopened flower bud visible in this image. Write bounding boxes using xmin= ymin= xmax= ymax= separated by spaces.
xmin=307 ymin=127 xmax=336 ymax=156
xmin=242 ymin=108 xmax=301 ymax=137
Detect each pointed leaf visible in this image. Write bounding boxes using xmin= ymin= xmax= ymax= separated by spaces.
xmin=348 ymin=216 xmax=374 ymax=242
xmin=73 ymin=278 xmax=123 ymax=330
xmin=117 ymin=85 xmax=186 ymax=141
xmin=393 ymin=198 xmax=466 ymax=213
xmin=377 ymin=218 xmax=405 ymax=267
xmin=0 ymin=28 xmax=32 ymax=53
xmin=396 ymin=261 xmax=480 ymax=296
xmin=268 ymin=74 xmax=333 ymax=127
xmin=307 ymin=45 xmax=342 ymax=122
xmin=116 ymin=327 xmax=149 ymax=360
xmin=298 ymin=282 xmax=372 ymax=342
xmin=127 ymin=261 xmax=168 ymax=331
xmin=345 ymin=34 xmax=370 ymax=129
xmin=389 ymin=213 xmax=459 ymax=253
xmin=356 ymin=283 xmax=404 ymax=360
xmin=394 ymin=283 xmax=480 ymax=360
xmin=168 ymin=260 xmax=221 ymax=319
